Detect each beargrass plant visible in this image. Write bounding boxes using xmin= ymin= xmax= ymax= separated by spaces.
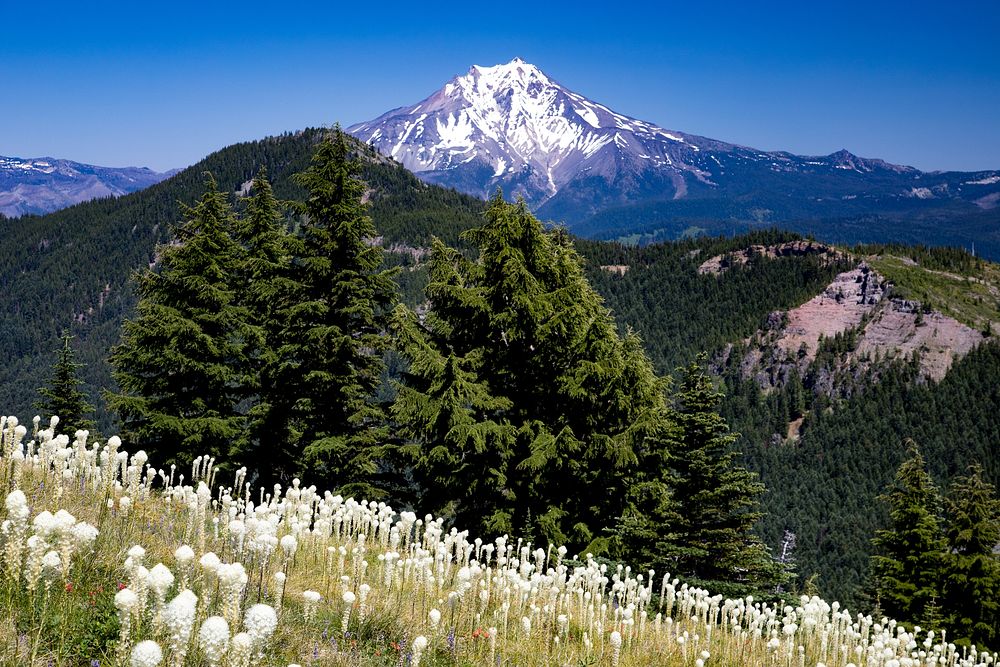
xmin=0 ymin=413 xmax=996 ymax=666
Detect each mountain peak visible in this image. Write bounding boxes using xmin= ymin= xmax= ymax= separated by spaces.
xmin=348 ymin=59 xmax=698 ymax=207
xmin=464 ymin=58 xmax=554 ymax=90
xmin=347 ymin=61 xmax=943 ymax=220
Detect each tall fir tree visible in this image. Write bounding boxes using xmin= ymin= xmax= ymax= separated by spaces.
xmin=870 ymin=441 xmax=946 ymax=627
xmin=230 ymin=168 xmax=292 ymax=476
xmin=392 ymin=192 xmax=670 ymax=548
xmin=268 ymin=128 xmax=397 ymax=497
xmin=35 ymin=331 xmax=97 ymax=436
xmin=649 ymin=355 xmax=787 ymax=596
xmin=941 ymin=464 xmax=1000 ymax=650
xmin=107 ymin=175 xmax=250 ymax=466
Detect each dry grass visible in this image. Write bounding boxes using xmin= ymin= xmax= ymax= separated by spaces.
xmin=0 ymin=419 xmax=996 ymax=667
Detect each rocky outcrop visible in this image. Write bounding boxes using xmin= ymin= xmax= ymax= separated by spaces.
xmin=736 ymin=262 xmax=986 ymax=390
xmin=698 ymin=241 xmax=844 ymax=275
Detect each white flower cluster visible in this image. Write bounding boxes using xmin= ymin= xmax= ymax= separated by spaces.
xmin=3 ymin=411 xmax=999 ymax=667
xmin=2 ymin=498 xmax=98 ymax=592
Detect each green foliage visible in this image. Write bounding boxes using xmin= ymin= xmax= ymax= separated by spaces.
xmin=268 ymin=128 xmax=398 ymax=496
xmin=0 ymin=128 xmax=484 ymax=432
xmin=392 ymin=193 xmax=670 ymax=548
xmin=657 ymin=357 xmax=787 ymax=596
xmin=5 ymin=122 xmax=1000 ymax=619
xmin=34 ymin=331 xmax=97 ymax=436
xmin=106 ymin=176 xmax=250 ymax=467
xmin=732 ymin=341 xmax=1000 ymax=609
xmin=578 ymin=230 xmax=851 ymax=375
xmin=870 ymin=441 xmax=946 ymax=626
xmin=230 ymin=167 xmax=294 ymax=474
xmin=867 ymin=251 xmax=1000 ymax=331
xmin=940 ymin=464 xmax=1000 ymax=649
xmin=854 ymin=242 xmax=984 ymax=276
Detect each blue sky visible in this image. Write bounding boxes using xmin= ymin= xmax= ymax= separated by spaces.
xmin=3 ymin=0 xmax=998 ymax=172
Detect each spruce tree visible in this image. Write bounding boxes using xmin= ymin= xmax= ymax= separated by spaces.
xmin=654 ymin=355 xmax=787 ymax=596
xmin=268 ymin=128 xmax=397 ymax=496
xmin=941 ymin=464 xmax=1000 ymax=650
xmin=392 ymin=192 xmax=669 ymax=548
xmin=107 ymin=176 xmax=250 ymax=466
xmin=870 ymin=441 xmax=946 ymax=626
xmin=35 ymin=331 xmax=97 ymax=436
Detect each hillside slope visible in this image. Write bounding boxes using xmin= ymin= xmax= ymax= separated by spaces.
xmin=0 ymin=129 xmax=484 ymax=425
xmin=578 ymin=238 xmax=1000 ymax=604
xmin=2 ymin=416 xmax=996 ymax=664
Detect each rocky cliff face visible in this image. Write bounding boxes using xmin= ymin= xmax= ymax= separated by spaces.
xmin=719 ymin=250 xmax=988 ymax=399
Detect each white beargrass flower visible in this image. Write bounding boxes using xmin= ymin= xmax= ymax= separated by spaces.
xmin=429 ymin=607 xmax=441 ymax=629
xmin=131 ymin=565 xmax=151 ymax=612
xmin=174 ymin=544 xmax=195 ymax=587
xmin=228 ymin=632 xmax=254 ymax=667
xmin=272 ymin=571 xmax=286 ymax=613
xmin=302 ymin=590 xmax=321 ymax=622
xmin=243 ymin=603 xmax=278 ymax=644
xmin=3 ymin=490 xmax=29 ymax=578
xmin=217 ymin=562 xmax=248 ymax=625
xmin=198 ymin=615 xmax=230 ymax=666
xmin=412 ymin=635 xmax=428 ymax=667
xmin=521 ymin=615 xmax=531 ymax=638
xmin=164 ymin=589 xmax=198 ymax=663
xmin=610 ymin=630 xmax=623 ymax=667
xmin=115 ymin=587 xmax=140 ymax=615
xmin=40 ymin=550 xmax=61 ymax=583
xmin=174 ymin=545 xmax=195 ymax=564
xmin=127 ymin=545 xmax=146 ymax=568
xmin=130 ymin=640 xmax=163 ymax=667
xmin=5 ymin=489 xmax=29 ymax=520
xmin=280 ymin=534 xmax=297 ymax=558
xmin=71 ymin=521 xmax=99 ymax=551
xmin=341 ymin=590 xmax=355 ymax=631
xmin=199 ymin=551 xmax=220 ymax=574
xmin=149 ymin=563 xmax=175 ymax=614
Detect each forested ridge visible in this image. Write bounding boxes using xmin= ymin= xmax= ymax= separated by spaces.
xmin=5 ymin=128 xmax=999 ymax=635
xmin=0 ymin=129 xmax=485 ymax=425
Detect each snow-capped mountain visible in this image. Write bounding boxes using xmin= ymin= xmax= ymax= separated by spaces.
xmin=349 ymin=59 xmax=1000 ymax=236
xmin=349 ymin=57 xmax=728 ymax=208
xmin=0 ymin=156 xmax=173 ymax=218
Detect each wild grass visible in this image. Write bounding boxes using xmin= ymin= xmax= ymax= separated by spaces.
xmin=868 ymin=254 xmax=1000 ymax=331
xmin=0 ymin=416 xmax=996 ymax=667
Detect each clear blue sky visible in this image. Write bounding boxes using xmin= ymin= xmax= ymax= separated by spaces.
xmin=3 ymin=0 xmax=998 ymax=172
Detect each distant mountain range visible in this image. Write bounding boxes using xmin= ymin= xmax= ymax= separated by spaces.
xmin=349 ymin=58 xmax=1000 ymax=254
xmin=0 ymin=156 xmax=174 ymax=218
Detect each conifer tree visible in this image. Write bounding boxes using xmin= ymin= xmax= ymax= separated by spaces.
xmin=35 ymin=331 xmax=96 ymax=436
xmin=107 ymin=175 xmax=249 ymax=466
xmin=654 ymin=355 xmax=787 ymax=595
xmin=230 ymin=168 xmax=291 ymax=474
xmin=268 ymin=128 xmax=397 ymax=496
xmin=870 ymin=441 xmax=946 ymax=626
xmin=941 ymin=464 xmax=1000 ymax=650
xmin=391 ymin=295 xmax=516 ymax=519
xmin=392 ymin=192 xmax=669 ymax=547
